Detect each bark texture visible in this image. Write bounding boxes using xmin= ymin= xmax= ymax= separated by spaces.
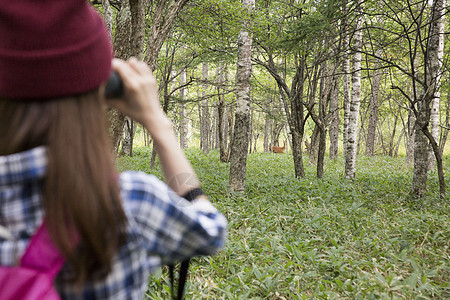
xmin=229 ymin=0 xmax=254 ymax=192
xmin=439 ymin=93 xmax=449 ymax=153
xmin=412 ymin=0 xmax=446 ymax=197
xmin=101 ymin=0 xmax=113 ymax=35
xmin=428 ymin=0 xmax=445 ymax=170
xmin=108 ymin=1 xmax=132 ymax=154
xmin=412 ymin=105 xmax=430 ymax=197
xmin=328 ymin=74 xmax=339 ymax=160
xmin=366 ymin=53 xmax=381 ymax=156
xmin=342 ymin=17 xmax=351 ymax=158
xmin=106 ymin=0 xmax=146 ymax=156
xmin=345 ymin=12 xmax=362 ymax=179
xmin=179 ymin=68 xmax=188 ymax=149
xmin=200 ymin=63 xmax=210 ymax=153
xmin=217 ymin=63 xmax=229 ymax=162
xmin=145 ymin=0 xmax=189 ymax=70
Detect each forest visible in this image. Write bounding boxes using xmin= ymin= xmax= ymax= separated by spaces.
xmin=95 ymin=0 xmax=448 ymax=298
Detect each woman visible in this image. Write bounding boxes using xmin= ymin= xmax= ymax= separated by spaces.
xmin=0 ymin=1 xmax=227 ymax=299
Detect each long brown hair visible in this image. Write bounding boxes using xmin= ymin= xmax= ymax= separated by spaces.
xmin=0 ymin=91 xmax=127 ymax=285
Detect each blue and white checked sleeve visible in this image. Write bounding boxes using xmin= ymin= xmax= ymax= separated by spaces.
xmin=119 ymin=171 xmax=227 ymax=264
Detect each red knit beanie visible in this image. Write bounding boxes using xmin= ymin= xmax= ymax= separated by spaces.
xmin=0 ymin=1 xmax=113 ymax=100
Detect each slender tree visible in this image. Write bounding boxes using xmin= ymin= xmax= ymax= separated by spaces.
xmin=179 ymin=68 xmax=189 ymax=149
xmin=439 ymin=91 xmax=450 ymax=153
xmin=428 ymin=0 xmax=446 ymax=170
xmin=412 ymin=0 xmax=446 ymax=196
xmin=345 ymin=2 xmax=363 ymax=179
xmin=342 ymin=3 xmax=352 ymax=159
xmin=217 ymin=62 xmax=230 ymax=162
xmin=200 ymin=62 xmax=210 ymax=153
xmin=229 ymin=0 xmax=255 ymax=192
xmin=328 ymin=68 xmax=340 ymax=160
xmin=366 ymin=50 xmax=382 ymax=156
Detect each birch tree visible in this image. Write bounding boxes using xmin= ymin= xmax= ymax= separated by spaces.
xmin=412 ymin=0 xmax=446 ymax=196
xmin=229 ymin=0 xmax=255 ymax=192
xmin=342 ymin=4 xmax=351 ymax=159
xmin=428 ymin=0 xmax=445 ymax=170
xmin=345 ymin=4 xmax=363 ymax=179
xmin=101 ymin=0 xmax=113 ymax=34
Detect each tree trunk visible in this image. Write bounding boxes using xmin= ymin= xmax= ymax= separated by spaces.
xmin=217 ymin=63 xmax=228 ymax=162
xmin=253 ymin=132 xmax=259 ymax=153
xmin=345 ymin=11 xmax=363 ymax=179
xmin=342 ymin=23 xmax=351 ymax=159
xmin=394 ymin=127 xmax=405 ymax=158
xmin=120 ymin=118 xmax=135 ymax=156
xmin=407 ymin=106 xmax=416 ymax=164
xmin=101 ymin=0 xmax=113 ymax=35
xmin=423 ymin=127 xmax=446 ymax=196
xmin=357 ymin=112 xmax=367 ymax=156
xmin=108 ymin=1 xmax=132 ymax=155
xmin=310 ymin=125 xmax=319 ymax=163
xmin=288 ymin=63 xmax=306 ymax=178
xmin=439 ymin=92 xmax=450 ymax=154
xmin=428 ymin=0 xmax=445 ymax=170
xmin=145 ymin=0 xmax=189 ymax=70
xmin=307 ymin=64 xmax=321 ymax=164
xmin=313 ymin=60 xmax=335 ymax=177
xmin=217 ymin=98 xmax=226 ymax=158
xmin=108 ymin=108 xmax=126 ymax=154
xmin=288 ymin=73 xmax=306 ymax=178
xmin=366 ymin=52 xmax=382 ymax=156
xmin=317 ymin=126 xmax=327 ymax=179
xmin=118 ymin=0 xmax=146 ymax=156
xmin=412 ymin=103 xmax=430 ymax=197
xmin=291 ymin=130 xmax=305 ymax=178
xmin=248 ymin=107 xmax=254 ymax=154
xmin=129 ymin=0 xmax=146 ymax=60
xmin=107 ymin=0 xmax=146 ymax=157
xmin=213 ymin=109 xmax=219 ymax=149
xmin=412 ymin=0 xmax=446 ymax=197
xmin=179 ymin=68 xmax=188 ymax=149
xmin=264 ymin=113 xmax=271 ymax=153
xmin=229 ymin=0 xmax=254 ymax=193
xmin=200 ymin=62 xmax=210 ymax=153
xmin=328 ymin=73 xmax=339 ymax=160
xmin=225 ymin=106 xmax=234 ymax=162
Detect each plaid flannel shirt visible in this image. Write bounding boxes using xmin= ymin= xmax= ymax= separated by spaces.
xmin=0 ymin=147 xmax=227 ymax=299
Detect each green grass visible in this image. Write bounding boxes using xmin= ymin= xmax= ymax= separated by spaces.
xmin=117 ymin=148 xmax=450 ymax=299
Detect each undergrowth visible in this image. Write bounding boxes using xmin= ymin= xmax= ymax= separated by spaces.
xmin=117 ymin=148 xmax=449 ymax=299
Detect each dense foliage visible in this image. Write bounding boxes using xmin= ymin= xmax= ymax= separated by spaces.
xmin=117 ymin=148 xmax=449 ymax=299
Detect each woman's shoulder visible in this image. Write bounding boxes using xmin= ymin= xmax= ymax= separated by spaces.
xmin=117 ymin=171 xmax=174 ymax=205
xmin=118 ymin=170 xmax=160 ymax=189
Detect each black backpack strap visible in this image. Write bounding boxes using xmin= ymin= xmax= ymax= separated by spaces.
xmin=168 ymin=188 xmax=201 ymax=299
xmin=169 ymin=259 xmax=190 ymax=300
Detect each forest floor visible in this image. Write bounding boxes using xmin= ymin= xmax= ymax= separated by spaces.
xmin=117 ymin=148 xmax=449 ymax=299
